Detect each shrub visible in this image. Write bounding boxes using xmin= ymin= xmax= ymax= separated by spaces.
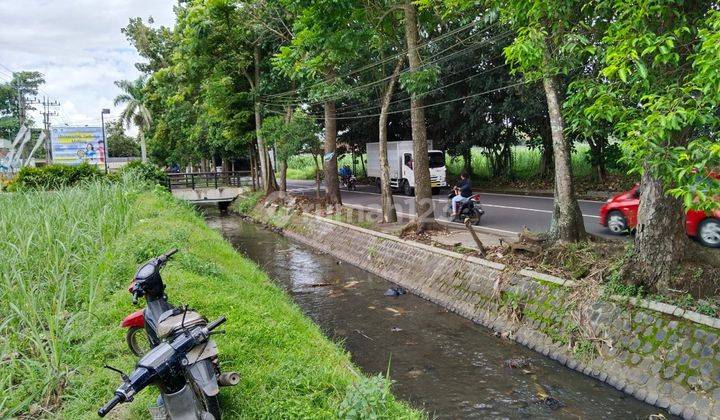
xmin=118 ymin=161 xmax=168 ymax=186
xmin=6 ymin=163 xmax=103 ymax=191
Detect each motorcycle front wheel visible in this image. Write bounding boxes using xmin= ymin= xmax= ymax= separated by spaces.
xmin=191 ymin=381 xmax=221 ymax=420
xmin=126 ymin=326 xmax=151 ymax=357
xmin=202 ymin=394 xmax=221 ymax=420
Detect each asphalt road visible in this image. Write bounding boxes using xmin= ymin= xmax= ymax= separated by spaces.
xmin=286 ymin=179 xmax=619 ymax=239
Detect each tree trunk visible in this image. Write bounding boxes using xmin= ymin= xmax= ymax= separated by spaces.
xmin=587 ymin=138 xmax=606 ymax=182
xmin=324 ymin=100 xmax=342 ymax=205
xmin=222 ymin=158 xmax=230 ymax=185
xmin=378 ymin=57 xmax=403 ymax=224
xmin=627 ymin=168 xmax=687 ymax=290
xmin=403 ymin=0 xmax=435 ymax=231
xmin=543 ymin=75 xmax=586 ymax=242
xmin=538 ymin=123 xmax=553 ymax=178
xmin=540 ymin=144 xmax=554 ymax=178
xmin=462 ymin=147 xmax=473 ymax=177
xmin=139 ymin=129 xmax=147 ymax=163
xmin=359 ymin=149 xmax=366 ymax=178
xmin=313 ymin=154 xmax=321 ymax=199
xmin=252 ymin=45 xmax=275 ymax=195
xmin=279 ymin=159 xmax=288 ymax=192
xmin=250 ymin=147 xmax=257 ymax=190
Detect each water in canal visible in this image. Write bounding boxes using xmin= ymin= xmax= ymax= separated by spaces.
xmin=207 ymin=213 xmax=661 ymax=419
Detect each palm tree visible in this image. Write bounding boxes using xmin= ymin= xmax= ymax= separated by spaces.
xmin=114 ymin=78 xmax=152 ymax=162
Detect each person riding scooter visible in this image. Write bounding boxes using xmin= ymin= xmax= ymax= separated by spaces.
xmin=339 ymin=165 xmax=356 ymax=190
xmin=449 ymin=172 xmax=472 ymax=222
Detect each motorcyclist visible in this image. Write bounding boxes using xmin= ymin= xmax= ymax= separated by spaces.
xmin=450 ymin=171 xmax=472 ymax=222
xmin=339 ymin=165 xmax=353 ymax=183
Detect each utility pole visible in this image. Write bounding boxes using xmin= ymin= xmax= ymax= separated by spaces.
xmin=41 ymin=96 xmax=60 ymax=164
xmin=17 ymin=86 xmax=33 ymax=127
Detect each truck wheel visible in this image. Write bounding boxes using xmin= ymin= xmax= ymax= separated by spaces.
xmin=606 ymin=211 xmax=628 ymax=234
xmin=698 ymin=218 xmax=720 ymax=248
xmin=431 ymin=187 xmax=440 ymax=195
xmin=403 ymin=180 xmax=414 ymax=196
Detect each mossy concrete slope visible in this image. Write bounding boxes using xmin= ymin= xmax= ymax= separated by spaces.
xmin=244 ymin=200 xmax=720 ymax=420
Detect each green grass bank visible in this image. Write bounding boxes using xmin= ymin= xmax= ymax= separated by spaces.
xmin=0 ymin=180 xmax=420 ymax=419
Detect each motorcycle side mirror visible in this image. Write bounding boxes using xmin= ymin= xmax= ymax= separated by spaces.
xmin=104 ymin=365 xmax=129 ymax=382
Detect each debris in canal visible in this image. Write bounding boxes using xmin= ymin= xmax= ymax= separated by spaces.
xmin=354 ymin=329 xmax=374 ymax=341
xmin=534 ymin=396 xmax=565 ymax=411
xmin=391 ymin=326 xmax=403 ymax=332
xmin=344 ymin=281 xmax=359 ymax=288
xmin=384 ymin=286 xmax=407 ymax=297
xmin=503 ymin=358 xmax=533 ymax=369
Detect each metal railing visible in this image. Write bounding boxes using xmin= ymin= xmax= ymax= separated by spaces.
xmin=166 ymin=171 xmax=252 ymax=190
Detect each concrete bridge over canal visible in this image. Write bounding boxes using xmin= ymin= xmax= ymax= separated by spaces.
xmin=168 ymin=171 xmax=250 ymax=208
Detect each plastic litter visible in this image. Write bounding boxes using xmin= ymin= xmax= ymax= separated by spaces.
xmin=384 ymin=286 xmax=407 ymax=297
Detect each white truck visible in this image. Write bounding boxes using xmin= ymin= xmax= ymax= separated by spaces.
xmin=366 ymin=141 xmax=447 ymax=196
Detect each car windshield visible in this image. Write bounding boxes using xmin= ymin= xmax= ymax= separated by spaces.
xmin=429 ymin=152 xmax=445 ymax=168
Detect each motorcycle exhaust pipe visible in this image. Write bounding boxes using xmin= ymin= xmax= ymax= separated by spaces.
xmin=218 ymin=372 xmax=240 ymax=387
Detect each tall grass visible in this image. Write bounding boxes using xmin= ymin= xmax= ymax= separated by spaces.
xmin=285 ymin=146 xmax=596 ymax=181
xmin=286 ymin=153 xmax=367 ymax=180
xmin=0 ymin=180 xmax=143 ymax=415
xmin=1 ymin=182 xmax=420 ymax=418
xmin=446 ymin=145 xmax=593 ymax=180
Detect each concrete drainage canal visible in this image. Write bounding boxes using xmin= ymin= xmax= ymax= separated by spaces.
xmin=206 ymin=212 xmax=666 ymax=419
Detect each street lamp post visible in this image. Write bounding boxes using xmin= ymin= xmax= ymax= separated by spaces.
xmin=101 ymin=108 xmax=110 ymax=173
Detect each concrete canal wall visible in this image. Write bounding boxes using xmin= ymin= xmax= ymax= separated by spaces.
xmin=242 ymin=201 xmax=720 ymax=419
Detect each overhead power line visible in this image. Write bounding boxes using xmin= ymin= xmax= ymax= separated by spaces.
xmin=264 ymin=76 xmax=539 ymax=122
xmin=263 ymin=19 xmax=501 ymax=100
xmin=261 ymin=29 xmax=513 ymax=108
xmin=264 ymin=59 xmax=510 ymax=118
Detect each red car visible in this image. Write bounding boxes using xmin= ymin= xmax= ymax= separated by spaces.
xmin=600 ymin=184 xmax=720 ymax=248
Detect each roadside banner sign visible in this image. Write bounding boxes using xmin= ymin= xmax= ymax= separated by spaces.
xmin=51 ymin=126 xmax=106 ymax=167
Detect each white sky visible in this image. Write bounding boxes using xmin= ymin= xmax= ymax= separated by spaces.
xmin=0 ymin=0 xmax=175 ymax=132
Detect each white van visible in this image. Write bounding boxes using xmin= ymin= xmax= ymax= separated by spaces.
xmin=366 ymin=141 xmax=447 ymax=196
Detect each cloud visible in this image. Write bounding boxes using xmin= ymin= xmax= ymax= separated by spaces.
xmin=0 ymin=0 xmax=175 ymax=131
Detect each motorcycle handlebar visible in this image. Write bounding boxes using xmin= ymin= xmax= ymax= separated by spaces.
xmin=206 ymin=316 xmax=226 ymax=332
xmin=98 ymin=394 xmax=123 ymax=417
xmin=159 ymin=248 xmax=178 ymax=262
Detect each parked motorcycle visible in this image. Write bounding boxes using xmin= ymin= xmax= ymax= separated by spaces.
xmin=448 ymin=192 xmax=484 ymax=225
xmin=341 ymin=174 xmax=357 ymax=191
xmin=105 ymin=249 xmax=239 ymax=419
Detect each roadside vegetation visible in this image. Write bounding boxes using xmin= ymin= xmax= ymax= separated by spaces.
xmin=285 ymin=145 xmax=635 ymax=194
xmin=2 ymin=161 xmax=167 ymax=192
xmin=0 ymin=180 xmax=421 ymax=418
xmin=117 ymin=0 xmax=719 ymax=297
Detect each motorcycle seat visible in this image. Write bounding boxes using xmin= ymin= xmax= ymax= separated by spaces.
xmin=157 ymin=309 xmax=206 ymax=339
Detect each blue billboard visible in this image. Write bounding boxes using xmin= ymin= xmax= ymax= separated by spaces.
xmin=51 ymin=126 xmax=106 ymax=168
